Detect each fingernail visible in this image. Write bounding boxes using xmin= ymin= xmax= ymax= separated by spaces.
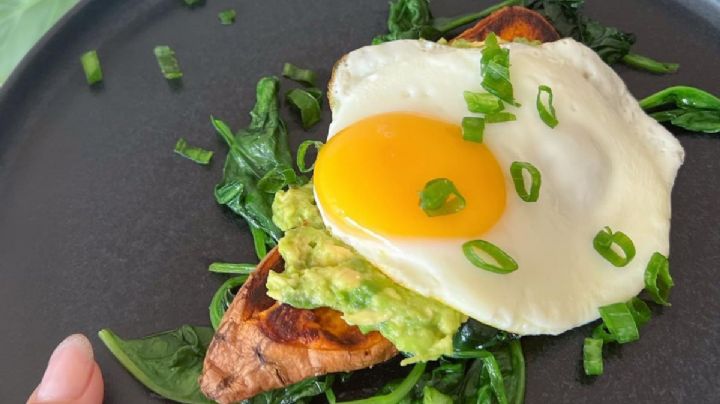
xmin=35 ymin=334 xmax=95 ymax=401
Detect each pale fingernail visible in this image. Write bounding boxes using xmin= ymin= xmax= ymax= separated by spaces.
xmin=35 ymin=334 xmax=95 ymax=401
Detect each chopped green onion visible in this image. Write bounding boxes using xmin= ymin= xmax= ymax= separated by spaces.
xmin=209 ymin=275 xmax=247 ymax=329
xmin=583 ymin=338 xmax=604 ymax=376
xmin=461 ymin=117 xmax=485 ymax=143
xmin=627 ymin=297 xmax=651 ymax=328
xmin=485 ymin=111 xmax=517 ymax=123
xmin=250 ymin=225 xmax=268 ymax=260
xmin=598 ymin=302 xmax=639 ymax=344
xmin=305 ymin=87 xmax=323 ymax=104
xmin=622 ymin=53 xmax=679 ymax=75
xmin=218 ymin=9 xmax=236 ymax=25
xmin=286 ymin=88 xmax=321 ymax=129
xmin=481 ymin=32 xmax=518 ymax=106
xmin=297 ymin=140 xmax=323 ymax=173
xmin=183 ymin=0 xmax=202 ymax=7
xmin=282 ymin=62 xmax=316 ymax=87
xmin=419 ymin=178 xmax=466 ymax=217
xmin=339 ymin=362 xmax=426 ymax=404
xmin=463 ymin=91 xmax=504 ymax=114
xmin=510 ymin=162 xmax=541 ymax=202
xmin=644 ymin=252 xmax=673 ymax=306
xmin=208 ymin=262 xmax=256 ymax=274
xmin=174 ymin=138 xmax=213 ymax=165
xmin=153 ymin=45 xmax=183 ymax=80
xmin=536 ymin=85 xmax=558 ymax=128
xmin=257 ymin=166 xmax=298 ymax=193
xmin=80 ymin=50 xmax=103 ymax=85
xmin=591 ymin=323 xmax=615 ymax=343
xmin=462 ymin=240 xmax=518 ymax=274
xmin=593 ymin=227 xmax=636 ymax=267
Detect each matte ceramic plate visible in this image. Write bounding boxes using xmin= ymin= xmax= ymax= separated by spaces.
xmin=1 ymin=0 xmax=719 ymax=402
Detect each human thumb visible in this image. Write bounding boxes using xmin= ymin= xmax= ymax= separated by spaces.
xmin=27 ymin=334 xmax=104 ymax=404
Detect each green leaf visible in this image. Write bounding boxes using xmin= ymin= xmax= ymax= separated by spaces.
xmin=218 ymin=9 xmax=236 ymax=25
xmin=208 ymin=262 xmax=256 ymax=274
xmin=0 ymin=0 xmax=80 ymax=85
xmin=209 ymin=276 xmax=247 ymax=329
xmin=212 ymin=76 xmax=298 ymax=245
xmin=622 ymin=53 xmax=678 ymax=74
xmin=286 ymin=88 xmax=322 ymax=129
xmin=639 ymin=86 xmax=720 ymax=134
xmin=154 ymin=45 xmax=183 ymax=80
xmin=241 ymin=376 xmax=335 ymax=404
xmin=98 ymin=326 xmax=215 ymax=404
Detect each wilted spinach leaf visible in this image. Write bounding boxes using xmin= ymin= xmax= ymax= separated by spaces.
xmin=98 ymin=326 xmax=215 ymax=404
xmin=241 ymin=376 xmax=335 ymax=404
xmin=639 ymin=85 xmax=720 ymax=134
xmin=212 ymin=76 xmax=302 ymax=252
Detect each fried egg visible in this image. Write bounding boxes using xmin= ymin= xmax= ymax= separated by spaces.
xmin=312 ymin=39 xmax=684 ymax=335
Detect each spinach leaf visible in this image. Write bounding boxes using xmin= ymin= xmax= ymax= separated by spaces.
xmin=372 ymin=0 xmax=523 ymax=44
xmin=212 ymin=76 xmax=302 ymax=251
xmin=98 ymin=326 xmax=215 ymax=404
xmin=241 ymin=376 xmax=335 ymax=404
xmin=639 ymin=85 xmax=720 ymax=134
xmin=209 ymin=275 xmax=248 ymax=329
xmin=453 ymin=318 xmax=515 ymax=352
xmin=525 ymin=0 xmax=677 ymax=73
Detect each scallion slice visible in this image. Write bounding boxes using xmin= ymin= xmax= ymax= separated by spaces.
xmin=463 ymin=91 xmax=504 ymax=114
xmin=183 ymin=0 xmax=201 ymax=6
xmin=644 ymin=252 xmax=673 ymax=306
xmin=510 ymin=162 xmax=541 ymax=202
xmin=282 ymin=62 xmax=316 ymax=87
xmin=462 ymin=117 xmax=485 ymax=143
xmin=419 ymin=178 xmax=466 ymax=217
xmin=598 ymin=302 xmax=639 ymax=344
xmin=536 ymin=85 xmax=558 ymax=128
xmin=305 ymin=87 xmax=323 ymax=104
xmin=297 ymin=140 xmax=323 ymax=173
xmin=583 ymin=338 xmax=604 ymax=376
xmin=153 ymin=45 xmax=183 ymax=80
xmin=218 ymin=9 xmax=236 ymax=25
xmin=481 ymin=32 xmax=518 ymax=106
xmin=80 ymin=50 xmax=103 ymax=85
xmin=485 ymin=111 xmax=517 ymax=123
xmin=286 ymin=88 xmax=321 ymax=129
xmin=462 ymin=240 xmax=518 ymax=274
xmin=174 ymin=138 xmax=213 ymax=165
xmin=593 ymin=227 xmax=636 ymax=267
xmin=208 ymin=262 xmax=256 ymax=274
xmin=627 ymin=297 xmax=651 ymax=328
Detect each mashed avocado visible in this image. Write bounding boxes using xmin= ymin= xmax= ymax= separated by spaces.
xmin=267 ymin=184 xmax=466 ymax=364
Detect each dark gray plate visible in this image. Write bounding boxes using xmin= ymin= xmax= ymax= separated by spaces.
xmin=1 ymin=0 xmax=719 ymax=402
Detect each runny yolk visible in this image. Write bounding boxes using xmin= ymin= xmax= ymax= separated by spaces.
xmin=314 ymin=112 xmax=506 ymax=238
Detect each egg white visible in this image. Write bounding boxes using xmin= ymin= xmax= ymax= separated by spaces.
xmin=318 ymin=39 xmax=684 ymax=335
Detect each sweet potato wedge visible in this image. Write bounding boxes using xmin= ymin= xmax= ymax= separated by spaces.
xmin=454 ymin=6 xmax=560 ymax=43
xmin=199 ymin=248 xmax=397 ymax=404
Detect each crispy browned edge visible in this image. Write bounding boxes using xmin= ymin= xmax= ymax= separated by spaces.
xmin=199 ymin=248 xmax=397 ymax=404
xmin=454 ymin=6 xmax=560 ymax=43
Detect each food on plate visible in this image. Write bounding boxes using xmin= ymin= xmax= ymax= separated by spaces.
xmin=200 ymin=247 xmax=396 ymax=403
xmin=454 ymin=6 xmax=559 ymax=43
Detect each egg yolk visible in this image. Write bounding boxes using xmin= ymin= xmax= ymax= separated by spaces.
xmin=314 ymin=112 xmax=506 ymax=238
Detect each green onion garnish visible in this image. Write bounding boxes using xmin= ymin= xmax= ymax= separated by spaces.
xmin=510 ymin=162 xmax=541 ymax=202
xmin=593 ymin=227 xmax=636 ymax=267
xmin=218 ymin=9 xmax=236 ymax=25
xmin=481 ymin=32 xmax=518 ymax=106
xmin=297 ymin=140 xmax=323 ymax=173
xmin=461 ymin=117 xmax=485 ymax=143
xmin=153 ymin=45 xmax=183 ymax=80
xmin=591 ymin=323 xmax=615 ymax=343
xmin=282 ymin=62 xmax=316 ymax=87
xmin=286 ymin=88 xmax=321 ymax=129
xmin=462 ymin=240 xmax=518 ymax=274
xmin=183 ymin=0 xmax=201 ymax=6
xmin=583 ymin=338 xmax=604 ymax=376
xmin=463 ymin=91 xmax=504 ymax=114
xmin=305 ymin=87 xmax=323 ymax=104
xmin=419 ymin=178 xmax=466 ymax=217
xmin=485 ymin=111 xmax=517 ymax=123
xmin=627 ymin=297 xmax=651 ymax=328
xmin=208 ymin=262 xmax=256 ymax=274
xmin=598 ymin=302 xmax=639 ymax=344
xmin=536 ymin=85 xmax=558 ymax=128
xmin=174 ymin=138 xmax=213 ymax=165
xmin=257 ymin=166 xmax=298 ymax=193
xmin=644 ymin=252 xmax=673 ymax=306
xmin=80 ymin=50 xmax=103 ymax=85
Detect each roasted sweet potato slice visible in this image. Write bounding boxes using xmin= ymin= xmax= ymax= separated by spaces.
xmin=454 ymin=6 xmax=560 ymax=43
xmin=199 ymin=248 xmax=397 ymax=404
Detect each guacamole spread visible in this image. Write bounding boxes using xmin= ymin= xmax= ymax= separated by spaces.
xmin=267 ymin=184 xmax=466 ymax=364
